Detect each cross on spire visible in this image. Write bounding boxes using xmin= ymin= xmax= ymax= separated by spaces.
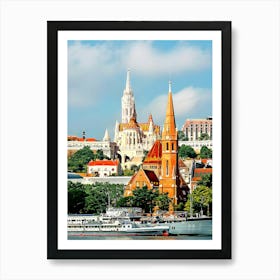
xmin=125 ymin=69 xmax=131 ymax=91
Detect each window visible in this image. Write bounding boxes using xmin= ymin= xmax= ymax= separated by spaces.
xmin=166 ymin=143 xmax=169 ymax=151
xmin=166 ymin=160 xmax=169 ymax=176
xmin=172 ymin=143 xmax=174 ymax=150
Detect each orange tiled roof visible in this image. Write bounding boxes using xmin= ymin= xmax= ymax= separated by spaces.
xmin=88 ymin=160 xmax=119 ymax=166
xmin=194 ymin=168 xmax=212 ymax=174
xmin=143 ymin=140 xmax=162 ymax=163
xmin=119 ymin=122 xmax=160 ymax=134
xmin=68 ymin=136 xmax=97 ymax=142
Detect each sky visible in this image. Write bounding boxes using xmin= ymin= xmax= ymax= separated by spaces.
xmin=68 ymin=40 xmax=212 ymax=140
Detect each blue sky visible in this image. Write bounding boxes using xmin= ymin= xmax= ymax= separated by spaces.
xmin=68 ymin=40 xmax=212 ymax=140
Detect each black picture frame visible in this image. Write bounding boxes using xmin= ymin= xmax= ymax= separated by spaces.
xmin=47 ymin=21 xmax=231 ymax=259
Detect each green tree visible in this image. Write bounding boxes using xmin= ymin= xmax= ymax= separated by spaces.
xmin=199 ymin=133 xmax=210 ymax=140
xmin=95 ymin=149 xmax=108 ymax=160
xmin=68 ymin=182 xmax=125 ymax=214
xmin=130 ymin=186 xmax=159 ymax=213
xmin=68 ymin=147 xmax=109 ymax=173
xmin=68 ymin=146 xmax=95 ymax=173
xmin=184 ymin=185 xmax=212 ymax=216
xmin=130 ymin=164 xmax=140 ymax=172
xmin=68 ymin=181 xmax=87 ymax=214
xmin=174 ymin=202 xmax=184 ymax=211
xmin=200 ymin=146 xmax=212 ymax=159
xmin=197 ymin=174 xmax=212 ymax=188
xmin=84 ymin=185 xmax=107 ymax=214
xmin=83 ymin=182 xmax=125 ymax=214
xmin=178 ymin=145 xmax=197 ymax=159
xmin=116 ymin=196 xmax=133 ymax=207
xmin=155 ymin=192 xmax=171 ymax=210
xmin=142 ymin=150 xmax=149 ymax=161
xmin=178 ymin=131 xmax=188 ymax=141
xmin=123 ymin=169 xmax=135 ymax=176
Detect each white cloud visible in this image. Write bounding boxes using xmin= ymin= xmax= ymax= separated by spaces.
xmin=124 ymin=41 xmax=211 ymax=75
xmin=68 ymin=41 xmax=211 ymax=108
xmin=141 ymin=87 xmax=212 ymax=127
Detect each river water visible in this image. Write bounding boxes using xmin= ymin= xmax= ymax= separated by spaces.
xmin=68 ymin=234 xmax=212 ymax=240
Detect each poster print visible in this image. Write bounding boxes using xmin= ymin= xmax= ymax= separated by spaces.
xmin=47 ymin=21 xmax=231 ymax=259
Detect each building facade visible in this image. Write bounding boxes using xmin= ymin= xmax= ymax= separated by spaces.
xmin=114 ymin=70 xmax=160 ymax=164
xmin=178 ymin=139 xmax=213 ymax=153
xmin=182 ymin=117 xmax=213 ymax=141
xmin=67 ymin=129 xmax=118 ymax=159
xmin=87 ymin=159 xmax=121 ymax=177
xmin=124 ymin=82 xmax=189 ymax=206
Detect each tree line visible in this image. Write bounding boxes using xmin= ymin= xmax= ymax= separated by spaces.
xmin=68 ymin=174 xmax=212 ymax=216
xmin=68 ymin=182 xmax=171 ymax=214
xmin=68 ymin=146 xmax=108 ymax=173
xmin=178 ymin=144 xmax=212 ymax=159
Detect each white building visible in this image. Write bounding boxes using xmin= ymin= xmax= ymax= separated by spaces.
xmin=67 ymin=129 xmax=118 ymax=159
xmin=87 ymin=159 xmax=121 ymax=177
xmin=114 ymin=70 xmax=160 ymax=165
xmin=178 ymin=140 xmax=213 ymax=153
xmin=182 ymin=117 xmax=213 ymax=141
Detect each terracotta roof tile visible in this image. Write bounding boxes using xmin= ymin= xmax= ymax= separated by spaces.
xmin=88 ymin=160 xmax=119 ymax=166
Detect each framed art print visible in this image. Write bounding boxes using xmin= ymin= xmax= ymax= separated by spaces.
xmin=47 ymin=21 xmax=231 ymax=259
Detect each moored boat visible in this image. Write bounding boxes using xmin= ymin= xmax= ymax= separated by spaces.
xmin=68 ymin=213 xmax=169 ymax=236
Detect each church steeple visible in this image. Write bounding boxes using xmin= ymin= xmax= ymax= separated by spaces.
xmin=160 ymin=81 xmax=179 ymax=205
xmin=162 ymin=81 xmax=177 ymax=140
xmin=122 ymin=70 xmax=136 ymax=123
xmin=125 ymin=69 xmax=131 ymax=92
xmin=103 ymin=128 xmax=110 ymax=141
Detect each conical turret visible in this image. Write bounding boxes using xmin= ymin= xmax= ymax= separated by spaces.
xmin=103 ymin=128 xmax=111 ymax=141
xmin=162 ymin=81 xmax=177 ymax=140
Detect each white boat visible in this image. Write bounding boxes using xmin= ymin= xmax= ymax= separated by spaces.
xmin=165 ymin=217 xmax=212 ymax=236
xmin=140 ymin=214 xmax=212 ymax=236
xmin=68 ymin=214 xmax=169 ymax=236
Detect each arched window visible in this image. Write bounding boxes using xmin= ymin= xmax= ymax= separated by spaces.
xmin=166 ymin=160 xmax=169 ymax=176
xmin=166 ymin=143 xmax=169 ymax=151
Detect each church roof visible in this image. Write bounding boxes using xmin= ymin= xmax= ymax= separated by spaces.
xmin=143 ymin=140 xmax=162 ymax=163
xmin=126 ymin=117 xmax=140 ymax=129
xmin=143 ymin=170 xmax=159 ymax=185
xmin=119 ymin=121 xmax=160 ymax=134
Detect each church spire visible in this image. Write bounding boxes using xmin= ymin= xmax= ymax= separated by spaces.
xmin=169 ymin=80 xmax=172 ymax=93
xmin=103 ymin=128 xmax=111 ymax=141
xmin=125 ymin=69 xmax=131 ymax=92
xmin=162 ymin=81 xmax=177 ymax=139
xmin=122 ymin=70 xmax=136 ymax=123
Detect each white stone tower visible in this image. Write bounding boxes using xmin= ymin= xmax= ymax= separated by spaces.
xmin=121 ymin=69 xmax=136 ymax=123
xmin=103 ymin=128 xmax=111 ymax=142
